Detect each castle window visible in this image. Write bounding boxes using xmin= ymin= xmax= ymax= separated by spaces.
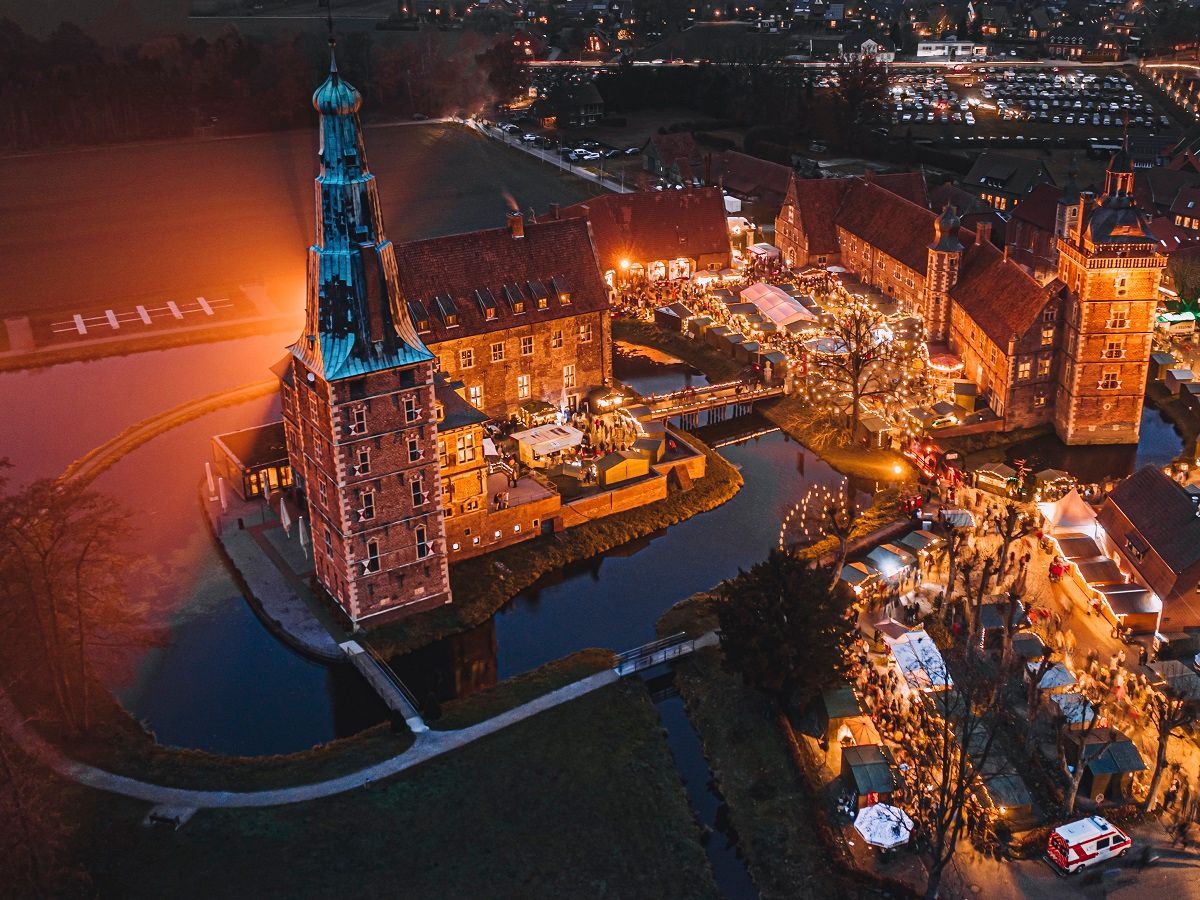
xmin=404 ymin=396 xmax=419 ymax=423
xmin=491 ymin=341 xmax=505 ymax=362
xmin=1040 ymin=325 xmax=1054 ymax=346
xmin=408 ymin=438 xmax=422 ymax=463
xmin=348 ymin=406 xmax=367 ymax=435
xmin=318 ymin=479 xmax=328 ymax=506
xmin=517 ymin=373 xmax=531 ymax=400
xmin=324 ymin=528 xmax=333 ymax=560
xmin=520 ymin=335 xmax=534 ymax=356
xmin=438 ymin=439 xmax=448 ymax=467
xmin=563 ymin=364 xmax=576 ymax=389
xmin=459 ymin=348 xmax=475 ymax=369
xmin=1034 ymin=390 xmax=1047 ymax=408
xmin=578 ymin=322 xmax=593 ymax=343
xmin=469 ymin=385 xmax=483 ymax=408
xmin=456 ymin=433 xmax=477 ymax=464
xmin=416 ymin=525 xmax=431 ymax=559
xmin=1017 ymin=357 xmax=1032 ymax=380
xmin=552 ymin=330 xmax=563 ymax=349
xmin=355 ymin=446 xmax=371 ymax=476
xmin=1037 ymin=357 xmax=1051 ymax=377
xmin=1108 ymin=305 xmax=1128 ymax=329
xmin=411 ymin=477 xmax=427 ymax=507
xmin=1104 ymin=337 xmax=1125 ymax=359
xmin=1042 ymin=306 xmax=1056 ymax=324
xmin=363 ymin=540 xmax=380 ymax=573
xmin=358 ymin=491 xmax=375 ymax=521
xmin=1099 ymin=370 xmax=1121 ymax=390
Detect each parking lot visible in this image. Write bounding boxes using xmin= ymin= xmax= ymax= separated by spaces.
xmin=880 ymin=66 xmax=1175 ymax=147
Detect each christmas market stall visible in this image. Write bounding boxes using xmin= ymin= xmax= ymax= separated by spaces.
xmin=884 ymin=628 xmax=952 ymax=693
xmin=653 ymin=302 xmax=694 ymax=333
xmin=973 ymin=461 xmax=1017 ymax=498
xmin=1033 ymin=468 xmax=1076 ymax=502
xmin=1060 ymin=729 xmax=1145 ymax=804
xmin=980 ymin=772 xmax=1034 ymax=825
xmin=1037 ymin=488 xmax=1099 ymax=538
xmin=841 ymin=745 xmax=897 ymax=810
xmin=511 ymin=423 xmax=585 ymax=468
xmin=595 ymin=450 xmax=650 ymax=488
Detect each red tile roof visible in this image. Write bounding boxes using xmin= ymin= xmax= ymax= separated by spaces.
xmin=1170 ymin=186 xmax=1200 ymax=218
xmin=547 ymin=188 xmax=730 ymax=268
xmin=716 ymin=151 xmax=793 ymax=206
xmin=950 ymin=240 xmax=1053 ymax=346
xmin=394 ymin=217 xmax=609 ymax=344
xmin=835 ymin=179 xmax=949 ymax=274
xmin=1009 ymin=182 xmax=1062 ymax=232
xmin=784 ymin=172 xmax=929 ymax=257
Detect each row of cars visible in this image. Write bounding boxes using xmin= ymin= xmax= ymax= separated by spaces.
xmin=977 ymin=70 xmax=1167 ymax=130
xmin=495 ymin=122 xmax=642 ymax=162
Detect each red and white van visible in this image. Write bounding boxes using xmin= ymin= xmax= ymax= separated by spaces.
xmin=1047 ymin=816 xmax=1132 ymax=875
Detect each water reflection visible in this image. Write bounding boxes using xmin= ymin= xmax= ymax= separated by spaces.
xmin=388 ymin=619 xmax=498 ymax=718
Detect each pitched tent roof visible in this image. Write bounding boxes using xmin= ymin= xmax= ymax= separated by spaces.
xmin=547 ymin=188 xmax=730 ymax=269
xmin=740 ymin=282 xmax=817 ymax=327
xmin=1038 ymin=489 xmax=1098 ymax=532
xmin=395 ymin=217 xmax=609 ymax=345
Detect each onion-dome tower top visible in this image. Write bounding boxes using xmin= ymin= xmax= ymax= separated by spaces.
xmin=930 ymin=203 xmax=963 ymax=253
xmin=312 ymin=40 xmax=361 ymax=115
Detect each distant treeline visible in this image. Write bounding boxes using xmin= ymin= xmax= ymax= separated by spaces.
xmin=0 ymin=19 xmax=524 ymax=151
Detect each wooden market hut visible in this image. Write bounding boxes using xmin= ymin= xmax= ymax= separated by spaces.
xmin=981 ymin=772 xmax=1034 ymax=824
xmin=653 ymin=302 xmax=694 ymax=333
xmin=1061 ymin=728 xmax=1145 ymax=805
xmin=974 ymin=461 xmax=1017 ymax=497
xmin=840 ymin=744 xmax=896 ymax=809
xmin=596 ymin=450 xmax=650 ymax=488
xmin=1149 ymin=351 xmax=1176 ymax=382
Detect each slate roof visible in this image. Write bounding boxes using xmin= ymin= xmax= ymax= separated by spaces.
xmin=214 ymin=421 xmax=289 ymax=468
xmin=434 ymin=376 xmax=490 ymax=430
xmin=837 ymin=178 xmax=960 ymax=274
xmin=1100 ymin=466 xmax=1200 ymax=577
xmin=964 ymin=152 xmax=1053 ymax=198
xmin=950 ymin=239 xmax=1054 ymax=345
xmin=548 ymin=188 xmax=730 ymax=267
xmin=394 ymin=217 xmax=609 ymax=345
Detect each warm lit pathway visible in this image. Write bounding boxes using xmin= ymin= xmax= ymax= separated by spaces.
xmin=1 ymin=632 xmax=719 ymax=809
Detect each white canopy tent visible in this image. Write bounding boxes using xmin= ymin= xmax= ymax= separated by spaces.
xmin=1037 ymin=488 xmax=1099 ymax=538
xmin=853 ymin=803 xmax=914 ymax=849
xmin=740 ymin=282 xmax=817 ymax=328
xmin=884 ymin=628 xmax=952 ymax=692
xmin=748 ymin=242 xmax=781 ymax=260
xmin=510 ymin=423 xmax=585 ymax=465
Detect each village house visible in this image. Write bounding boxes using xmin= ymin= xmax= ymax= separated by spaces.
xmin=398 ymin=212 xmax=613 ymax=421
xmin=644 ymin=132 xmax=703 ymax=184
xmin=1097 ymin=466 xmax=1200 ymax=632
xmin=713 ymin=150 xmax=795 ymax=232
xmin=543 ymin=188 xmax=731 ymax=286
xmin=961 ymin=151 xmax=1055 ymax=213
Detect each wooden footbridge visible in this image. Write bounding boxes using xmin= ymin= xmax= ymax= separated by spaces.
xmin=641 ymin=381 xmax=786 ymax=428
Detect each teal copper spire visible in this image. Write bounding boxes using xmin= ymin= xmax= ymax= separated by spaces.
xmin=292 ymin=40 xmax=431 ymax=381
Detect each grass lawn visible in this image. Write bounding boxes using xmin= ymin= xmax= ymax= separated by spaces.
xmin=432 ymin=648 xmax=615 ymax=730
xmin=75 ymin=681 xmax=721 ymax=900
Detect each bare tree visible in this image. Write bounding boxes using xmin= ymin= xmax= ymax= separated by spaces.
xmin=779 ymin=478 xmax=860 ymax=585
xmin=811 ymin=298 xmax=907 ymax=440
xmin=992 ymin=503 xmax=1036 ymax=579
xmin=1056 ymin=683 xmax=1115 ymax=814
xmin=0 ymin=477 xmax=148 ymax=735
xmin=1141 ymin=680 xmax=1200 ymax=813
xmin=904 ymin=651 xmax=1007 ymax=900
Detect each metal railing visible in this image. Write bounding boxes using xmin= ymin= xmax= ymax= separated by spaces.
xmin=614 ymin=632 xmax=697 ymax=675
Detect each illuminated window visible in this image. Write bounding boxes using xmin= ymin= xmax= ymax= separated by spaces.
xmin=459 ymin=348 xmax=474 ymax=369
xmin=1037 ymin=357 xmax=1051 ymax=377
xmin=552 ymin=329 xmax=563 ymax=349
xmin=578 ymin=322 xmax=593 ymax=343
xmin=491 ymin=342 xmax=505 ymax=362
xmin=468 ymin=385 xmax=483 ymax=408
xmin=517 ymin=374 xmax=531 ymax=400
xmin=520 ymin=335 xmax=534 ymax=356
xmin=1017 ymin=358 xmax=1032 ymax=379
xmin=438 ymin=439 xmax=448 ymax=467
xmin=563 ymin=364 xmax=576 ymax=389
xmin=1034 ymin=390 xmax=1047 ymax=408
xmin=1040 ymin=325 xmax=1054 ymax=346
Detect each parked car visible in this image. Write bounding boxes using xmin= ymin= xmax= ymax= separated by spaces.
xmin=1047 ymin=817 xmax=1131 ymax=875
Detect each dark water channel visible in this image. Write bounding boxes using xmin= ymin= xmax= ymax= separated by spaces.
xmin=647 ymin=671 xmax=759 ymax=900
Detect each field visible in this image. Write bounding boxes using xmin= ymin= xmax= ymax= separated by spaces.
xmin=0 ymin=122 xmax=601 ymax=326
xmin=71 ymin=681 xmax=721 ymax=899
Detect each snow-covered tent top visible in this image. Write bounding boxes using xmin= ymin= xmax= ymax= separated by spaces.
xmin=1027 ymin=661 xmax=1077 ymax=692
xmin=1037 ymin=488 xmax=1098 ymax=536
xmin=884 ymin=628 xmax=952 ymax=692
xmin=739 ymin=282 xmax=817 ymax=328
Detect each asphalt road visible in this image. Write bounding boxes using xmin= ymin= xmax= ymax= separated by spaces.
xmin=0 ymin=121 xmax=596 ymax=321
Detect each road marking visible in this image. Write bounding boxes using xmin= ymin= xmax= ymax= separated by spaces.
xmin=167 ymin=300 xmax=183 ymax=319
xmin=74 ymin=314 xmax=86 ymax=334
xmin=136 ymin=305 xmax=151 ymax=324
xmin=197 ymin=296 xmax=213 ymax=316
xmin=105 ymin=309 xmax=119 ymax=329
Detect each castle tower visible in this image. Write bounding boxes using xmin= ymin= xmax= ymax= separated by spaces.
xmin=1053 ymin=148 xmax=1164 ymax=445
xmin=280 ymin=44 xmax=451 ymax=625
xmin=924 ymin=204 xmax=964 ymax=341
xmin=1054 ymin=164 xmax=1081 ymax=242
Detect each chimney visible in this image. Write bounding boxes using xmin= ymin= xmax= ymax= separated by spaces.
xmin=507 ymin=211 xmax=525 ymax=239
xmin=975 ymin=220 xmax=993 ymax=246
xmin=549 ymin=202 xmax=560 ymax=220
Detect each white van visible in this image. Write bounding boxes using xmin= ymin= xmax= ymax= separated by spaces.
xmin=1047 ymin=816 xmax=1131 ymax=875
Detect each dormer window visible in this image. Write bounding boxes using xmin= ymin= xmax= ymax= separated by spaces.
xmin=527 ymin=279 xmax=549 ymax=310
xmin=475 ymin=288 xmax=498 ymax=321
xmin=552 ymin=275 xmax=571 ymax=304
xmin=407 ymin=299 xmax=430 ymax=332
xmin=434 ymin=294 xmax=458 ymax=328
xmin=503 ymin=283 xmax=526 ymax=314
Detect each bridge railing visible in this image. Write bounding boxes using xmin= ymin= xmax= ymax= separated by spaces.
xmin=614 ymin=632 xmax=697 ymax=675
